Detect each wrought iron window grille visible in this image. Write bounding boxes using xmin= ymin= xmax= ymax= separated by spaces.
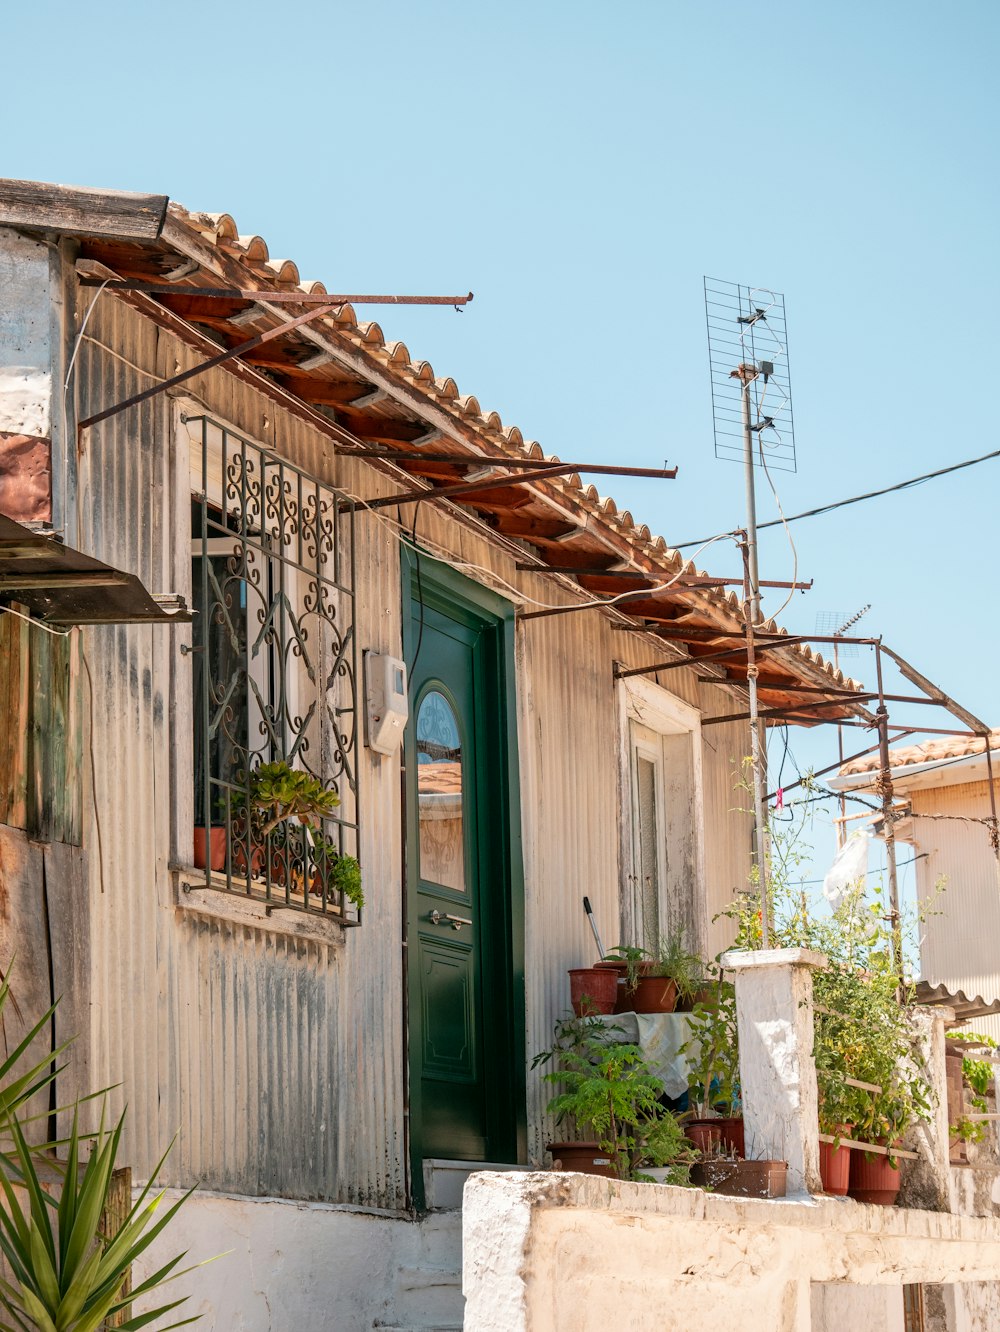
xmin=189 ymin=415 xmax=360 ymax=924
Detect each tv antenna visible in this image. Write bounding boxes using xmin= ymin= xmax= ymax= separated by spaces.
xmin=705 ymin=278 xmax=798 ymax=947
xmin=705 ymin=278 xmax=795 ymax=626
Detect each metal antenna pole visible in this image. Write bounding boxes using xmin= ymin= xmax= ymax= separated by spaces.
xmin=874 ymin=642 xmax=903 ymax=979
xmin=737 ymin=366 xmax=763 ymax=626
xmin=741 ymin=537 xmax=769 ymax=948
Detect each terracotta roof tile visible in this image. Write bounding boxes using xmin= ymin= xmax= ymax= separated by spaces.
xmin=841 ymin=728 xmax=1000 ymax=776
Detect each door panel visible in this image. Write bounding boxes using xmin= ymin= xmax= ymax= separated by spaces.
xmin=403 ymin=557 xmax=523 ymax=1187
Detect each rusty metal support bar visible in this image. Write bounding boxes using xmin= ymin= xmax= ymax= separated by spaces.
xmin=613 ymin=634 xmax=817 ymax=678
xmin=356 ymin=462 xmax=678 ymax=514
xmin=765 ymin=734 xmax=919 ymax=803
xmin=78 ymin=300 xmax=344 ymax=430
xmin=874 ymin=643 xmax=904 ymax=980
xmin=513 ymin=564 xmax=811 ymax=588
xmin=983 ymin=739 xmax=1000 ymax=868
xmin=519 ymin=582 xmax=725 ymax=623
xmin=698 ymin=677 xmax=868 ymax=697
xmin=879 ymin=644 xmax=990 ymax=734
xmin=78 ymin=277 xmax=475 ymax=307
xmin=701 ymin=696 xmax=877 ymax=727
xmin=359 ymin=456 xmax=677 ymax=478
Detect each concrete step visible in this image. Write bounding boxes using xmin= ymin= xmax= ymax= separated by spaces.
xmin=391 ymin=1207 xmax=464 ymax=1330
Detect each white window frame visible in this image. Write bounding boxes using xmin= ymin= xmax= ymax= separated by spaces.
xmin=616 ymin=675 xmax=707 ymax=954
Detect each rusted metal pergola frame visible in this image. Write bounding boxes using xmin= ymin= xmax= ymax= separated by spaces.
xmin=617 ymin=611 xmax=1000 ymax=974
xmin=76 ymin=284 xmax=680 ymax=514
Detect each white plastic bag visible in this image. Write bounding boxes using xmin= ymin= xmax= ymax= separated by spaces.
xmin=822 ymin=829 xmax=870 ymax=907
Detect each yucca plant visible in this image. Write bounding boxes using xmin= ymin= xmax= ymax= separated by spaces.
xmin=0 ymin=1109 xmax=199 ymax=1332
xmin=0 ymin=970 xmax=70 ymax=1135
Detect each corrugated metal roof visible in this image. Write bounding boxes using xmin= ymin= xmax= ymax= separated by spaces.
xmin=914 ymin=979 xmax=1000 ymax=1024
xmin=0 ymin=513 xmax=189 ymax=624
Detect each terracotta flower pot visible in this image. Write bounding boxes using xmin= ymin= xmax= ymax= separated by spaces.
xmin=819 ymin=1125 xmax=853 ymax=1196
xmin=630 ymin=974 xmax=678 ymax=1014
xmin=546 ymin=1141 xmax=616 ymax=1178
xmin=692 ymin=1159 xmax=786 ymax=1198
xmin=193 ymin=826 xmax=226 ymax=872
xmin=713 ymin=1116 xmax=744 ymax=1158
xmin=685 ymin=1123 xmax=722 ymax=1155
xmin=848 ymin=1148 xmax=901 ymax=1206
xmin=595 ymin=960 xmax=631 ymax=1013
xmin=568 ymin=967 xmax=618 ymax=1016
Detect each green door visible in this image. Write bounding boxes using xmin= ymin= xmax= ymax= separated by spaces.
xmin=403 ymin=550 xmax=524 ymax=1198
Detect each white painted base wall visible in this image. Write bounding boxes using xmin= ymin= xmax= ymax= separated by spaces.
xmin=132 ymin=1190 xmax=463 ymax=1330
xmin=811 ymin=1285 xmax=904 ymax=1332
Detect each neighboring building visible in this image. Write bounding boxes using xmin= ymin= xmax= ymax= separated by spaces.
xmin=3 ymin=178 xmax=999 ymax=1331
xmin=837 ymin=730 xmax=1000 ymax=1044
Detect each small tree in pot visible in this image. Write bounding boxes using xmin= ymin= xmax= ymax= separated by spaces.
xmin=535 ymin=1015 xmax=698 ymax=1183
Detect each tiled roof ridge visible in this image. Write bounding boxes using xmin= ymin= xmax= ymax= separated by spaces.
xmin=170 ymin=202 xmax=859 ymax=693
xmin=841 ymin=727 xmax=1000 ymax=777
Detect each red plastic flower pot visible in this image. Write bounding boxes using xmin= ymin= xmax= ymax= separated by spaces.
xmin=848 ymin=1148 xmax=901 ymax=1206
xmin=193 ymin=826 xmax=226 ymax=872
xmin=568 ymin=968 xmax=618 ymax=1016
xmin=630 ymin=975 xmax=678 ymax=1014
xmin=685 ymin=1123 xmax=722 ymax=1155
xmin=819 ymin=1126 xmax=853 ymax=1197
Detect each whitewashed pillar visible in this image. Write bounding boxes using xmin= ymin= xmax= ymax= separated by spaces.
xmin=721 ymin=947 xmax=827 ymax=1196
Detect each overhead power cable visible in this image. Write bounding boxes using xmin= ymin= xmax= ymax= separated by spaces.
xmin=674 ymin=444 xmax=1000 ymax=549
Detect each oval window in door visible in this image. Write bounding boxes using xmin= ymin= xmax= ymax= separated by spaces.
xmin=416 ymin=690 xmax=466 ymax=892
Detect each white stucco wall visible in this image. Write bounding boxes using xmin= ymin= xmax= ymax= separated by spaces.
xmin=463 ymin=1172 xmax=1000 ymax=1332
xmin=131 ymin=1189 xmax=463 ymax=1330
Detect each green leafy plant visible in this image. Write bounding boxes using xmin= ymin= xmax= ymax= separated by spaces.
xmin=0 ymin=962 xmax=208 ymax=1330
xmin=247 ymin=761 xmax=340 ymax=839
xmin=947 ymin=1032 xmax=996 ymax=1145
xmin=601 ymin=946 xmax=648 ymax=991
xmin=533 ymin=1015 xmax=697 ymax=1183
xmin=0 ymin=970 xmax=71 ymax=1136
xmin=720 ymin=788 xmax=935 ymax=1152
xmin=309 ymin=832 xmax=364 ymax=910
xmin=646 ymin=932 xmax=703 ymax=1002
xmin=0 ymin=1110 xmax=200 ymax=1331
xmin=681 ymin=972 xmax=741 ymax=1119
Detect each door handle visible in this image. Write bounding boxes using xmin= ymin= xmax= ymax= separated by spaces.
xmin=428 ymin=909 xmax=473 ymax=931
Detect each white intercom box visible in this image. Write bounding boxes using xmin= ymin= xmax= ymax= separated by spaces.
xmin=364 ymin=651 xmax=408 ymax=755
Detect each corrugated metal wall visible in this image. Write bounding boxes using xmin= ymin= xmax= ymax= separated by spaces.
xmin=911 ymin=780 xmax=1000 ymax=1042
xmin=71 ymin=293 xmax=752 ymax=1203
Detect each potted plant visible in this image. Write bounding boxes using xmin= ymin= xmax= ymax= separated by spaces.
xmin=309 ymin=827 xmax=364 ymax=911
xmin=232 ymin=760 xmax=341 ymax=886
xmin=567 ymin=967 xmax=618 ymax=1016
xmin=601 ymin=932 xmax=703 ymax=1015
xmin=597 ymin=945 xmax=647 ymax=1013
xmin=681 ymin=974 xmax=744 ymax=1157
xmin=945 ymin=1032 xmax=995 ymax=1164
xmin=808 ymin=896 xmax=932 ymax=1205
xmin=194 ymin=789 xmax=229 ymax=872
xmin=534 ymin=1015 xmax=698 ymax=1183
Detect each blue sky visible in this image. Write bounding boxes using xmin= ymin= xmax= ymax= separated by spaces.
xmin=7 ymin=0 xmax=997 ymax=896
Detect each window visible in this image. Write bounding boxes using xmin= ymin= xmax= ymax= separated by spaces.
xmin=188 ymin=415 xmax=359 ymax=919
xmin=618 ymin=677 xmax=705 ymax=952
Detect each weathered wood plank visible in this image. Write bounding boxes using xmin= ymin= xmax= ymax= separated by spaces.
xmin=103 ymin=1167 xmax=133 ymax=1327
xmin=0 ymin=608 xmax=30 ymax=829
xmin=0 ymin=179 xmax=168 ymax=240
xmin=28 ymin=619 xmax=54 ymax=843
